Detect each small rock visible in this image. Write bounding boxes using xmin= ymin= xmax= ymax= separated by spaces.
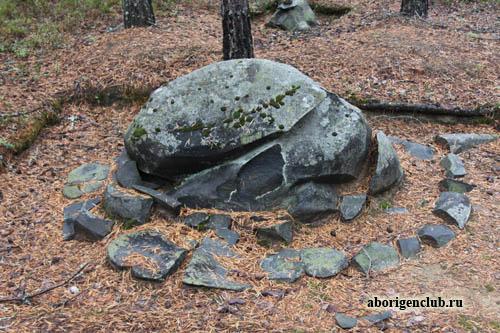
xmin=103 ymin=185 xmax=153 ymax=225
xmin=440 ymin=154 xmax=466 ymax=178
xmin=433 ymin=192 xmax=472 ymax=229
xmin=215 ymin=228 xmax=240 ymax=245
xmin=63 ymin=198 xmax=113 ymax=241
xmin=184 ymin=212 xmax=210 ymax=229
xmin=207 ymin=214 xmax=232 ymax=230
xmin=361 ymin=310 xmax=392 ymax=324
xmin=397 ymin=237 xmax=421 ymax=259
xmin=369 ymin=131 xmax=404 ymax=195
xmin=133 ymin=184 xmax=182 ymax=215
xmin=255 ymin=219 xmax=293 ymax=244
xmin=107 ymin=230 xmax=187 ymax=281
xmin=63 ymin=163 xmax=109 ymax=199
xmin=417 ymin=224 xmax=455 ymax=248
xmin=267 ymin=0 xmax=317 ymax=31
xmin=300 ymin=247 xmax=348 ymax=278
xmin=261 ymin=289 xmax=285 ymax=298
xmin=335 ymin=313 xmax=358 ymax=329
xmin=260 ymin=249 xmax=304 ymax=282
xmin=68 ymin=286 xmax=80 ymax=295
xmin=435 ymin=133 xmax=497 ymax=154
xmin=353 ymin=242 xmax=400 ymax=274
xmin=287 ymin=182 xmax=339 ymax=223
xmin=340 ymin=194 xmax=366 ymax=221
xmin=438 ymin=179 xmax=475 ymax=193
xmin=228 ymin=298 xmax=246 ymax=305
xmin=115 ymin=151 xmax=142 ymax=189
xmin=389 ymin=136 xmax=435 ymax=160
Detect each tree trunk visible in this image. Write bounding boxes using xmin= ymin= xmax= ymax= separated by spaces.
xmin=221 ymin=0 xmax=254 ymax=60
xmin=400 ymin=0 xmax=429 ymax=17
xmin=123 ymin=0 xmax=155 ymax=28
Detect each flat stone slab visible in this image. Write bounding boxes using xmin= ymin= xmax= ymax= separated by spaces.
xmin=397 ymin=237 xmax=421 ymax=259
xmin=438 ymin=179 xmax=475 ymax=193
xmin=340 ymin=194 xmax=366 ymax=221
xmin=260 ymin=249 xmax=304 ymax=282
xmin=183 ymin=238 xmax=250 ymax=291
xmin=255 ymin=219 xmax=293 ymax=244
xmin=433 ymin=192 xmax=471 ymax=229
xmin=440 ymin=154 xmax=466 ymax=178
xmin=300 ymin=247 xmax=348 ymax=278
xmin=389 ymin=136 xmax=435 ymax=160
xmin=353 ymin=242 xmax=400 ymax=274
xmin=435 ymin=133 xmax=497 ymax=154
xmin=369 ymin=131 xmax=404 ymax=195
xmin=63 ymin=163 xmax=109 ymax=199
xmin=184 ymin=212 xmax=210 ymax=229
xmin=361 ymin=310 xmax=392 ymax=324
xmin=133 ymin=184 xmax=182 ymax=215
xmin=107 ymin=230 xmax=187 ymax=281
xmin=103 ymin=185 xmax=153 ymax=225
xmin=335 ymin=313 xmax=357 ymax=329
xmin=63 ymin=198 xmax=114 ymax=241
xmin=417 ymin=224 xmax=455 ymax=247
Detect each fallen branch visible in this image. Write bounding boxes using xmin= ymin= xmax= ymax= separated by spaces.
xmin=349 ymin=100 xmax=493 ymax=117
xmin=0 ymin=262 xmax=89 ymax=304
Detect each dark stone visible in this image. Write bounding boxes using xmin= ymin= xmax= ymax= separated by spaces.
xmin=353 ymin=242 xmax=399 ymax=274
xmin=335 ymin=313 xmax=358 ymax=329
xmin=440 ymin=154 xmax=466 ymax=178
xmin=435 ymin=133 xmax=497 ymax=154
xmin=63 ymin=198 xmax=114 ymax=241
xmin=107 ymin=230 xmax=187 ymax=281
xmin=115 ymin=150 xmax=142 ymax=188
xmin=369 ymin=131 xmax=404 ymax=195
xmin=184 ymin=212 xmax=210 ymax=229
xmin=207 ymin=214 xmax=232 ymax=230
xmin=103 ymin=185 xmax=153 ymax=225
xmin=63 ymin=198 xmax=101 ymax=240
xmin=397 ymin=237 xmax=421 ymax=259
xmin=267 ymin=0 xmax=317 ymax=31
xmin=255 ymin=219 xmax=293 ymax=244
xmin=133 ymin=184 xmax=182 ymax=215
xmin=215 ymin=228 xmax=240 ymax=245
xmin=286 ymin=182 xmax=338 ymax=223
xmin=417 ymin=224 xmax=455 ymax=247
xmin=361 ymin=311 xmax=392 ymax=324
xmin=340 ymin=194 xmax=366 ymax=221
xmin=433 ymin=192 xmax=472 ymax=229
xmin=300 ymin=247 xmax=348 ymax=278
xmin=388 ymin=136 xmax=435 ymax=160
xmin=183 ymin=238 xmax=250 ymax=290
xmin=438 ymin=179 xmax=475 ymax=193
xmin=260 ymin=249 xmax=304 ymax=282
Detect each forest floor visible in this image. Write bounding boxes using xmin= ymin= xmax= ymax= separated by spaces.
xmin=0 ymin=0 xmax=499 ymax=332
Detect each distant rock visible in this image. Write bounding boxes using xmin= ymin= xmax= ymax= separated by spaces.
xmin=133 ymin=184 xmax=182 ymax=215
xmin=417 ymin=224 xmax=455 ymax=247
xmin=335 ymin=313 xmax=358 ymax=329
xmin=435 ymin=133 xmax=497 ymax=154
xmin=255 ymin=219 xmax=293 ymax=244
xmin=353 ymin=242 xmax=399 ymax=274
xmin=107 ymin=230 xmax=187 ymax=281
xmin=267 ymin=0 xmax=317 ymax=31
xmin=440 ymin=154 xmax=466 ymax=178
xmin=300 ymin=247 xmax=348 ymax=278
xmin=183 ymin=238 xmax=250 ymax=290
xmin=63 ymin=163 xmax=109 ymax=199
xmin=438 ymin=179 xmax=475 ymax=193
xmin=389 ymin=136 xmax=435 ymax=160
xmin=103 ymin=185 xmax=153 ymax=225
xmin=433 ymin=192 xmax=472 ymax=229
xmin=397 ymin=237 xmax=421 ymax=259
xmin=260 ymin=249 xmax=304 ymax=282
xmin=369 ymin=131 xmax=404 ymax=195
xmin=115 ymin=151 xmax=142 ymax=189
xmin=340 ymin=194 xmax=366 ymax=221
xmin=63 ymin=198 xmax=114 ymax=241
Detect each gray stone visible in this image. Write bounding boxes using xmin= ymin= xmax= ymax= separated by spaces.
xmin=389 ymin=136 xmax=435 ymax=160
xmin=267 ymin=0 xmax=317 ymax=31
xmin=433 ymin=192 xmax=472 ymax=229
xmin=255 ymin=219 xmax=293 ymax=244
xmin=369 ymin=131 xmax=404 ymax=195
xmin=184 ymin=212 xmax=210 ymax=229
xmin=133 ymin=184 xmax=182 ymax=215
xmin=285 ymin=182 xmax=339 ymax=223
xmin=124 ymin=59 xmax=371 ymax=219
xmin=361 ymin=311 xmax=392 ymax=324
xmin=440 ymin=154 xmax=466 ymax=178
xmin=353 ymin=242 xmax=400 ymax=274
xmin=207 ymin=214 xmax=232 ymax=230
xmin=63 ymin=162 xmax=109 ymax=199
xmin=300 ymin=247 xmax=348 ymax=278
xmin=435 ymin=133 xmax=497 ymax=154
xmin=63 ymin=198 xmax=114 ymax=241
xmin=438 ymin=179 xmax=475 ymax=193
xmin=340 ymin=194 xmax=366 ymax=221
xmin=115 ymin=151 xmax=142 ymax=189
xmin=417 ymin=224 xmax=455 ymax=247
xmin=107 ymin=230 xmax=187 ymax=282
xmin=215 ymin=228 xmax=240 ymax=245
xmin=335 ymin=313 xmax=358 ymax=329
xmin=103 ymin=185 xmax=153 ymax=225
xmin=260 ymin=249 xmax=304 ymax=282
xmin=183 ymin=238 xmax=250 ymax=290
xmin=397 ymin=237 xmax=421 ymax=259
xmin=63 ymin=184 xmax=84 ymax=199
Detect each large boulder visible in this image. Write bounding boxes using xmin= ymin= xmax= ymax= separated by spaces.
xmin=124 ymin=59 xmax=372 ymax=217
xmin=267 ymin=0 xmax=317 ymax=31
